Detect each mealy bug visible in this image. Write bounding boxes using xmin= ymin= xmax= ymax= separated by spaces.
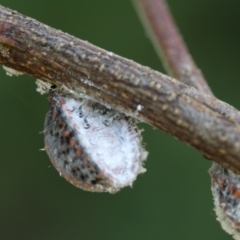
xmin=210 ymin=162 xmax=240 ymax=240
xmin=44 ymin=91 xmax=147 ymax=193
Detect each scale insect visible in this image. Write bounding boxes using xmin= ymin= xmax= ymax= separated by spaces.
xmin=44 ymin=91 xmax=147 ymax=193
xmin=210 ymin=163 xmax=240 ymax=240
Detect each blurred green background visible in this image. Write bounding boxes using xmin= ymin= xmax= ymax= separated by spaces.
xmin=0 ymin=0 xmax=239 ymax=239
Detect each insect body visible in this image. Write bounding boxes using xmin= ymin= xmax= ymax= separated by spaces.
xmin=44 ymin=92 xmax=147 ymax=193
xmin=210 ymin=163 xmax=240 ymax=240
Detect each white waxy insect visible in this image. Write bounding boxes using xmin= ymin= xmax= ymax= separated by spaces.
xmin=44 ymin=92 xmax=147 ymax=193
xmin=210 ymin=162 xmax=240 ymax=240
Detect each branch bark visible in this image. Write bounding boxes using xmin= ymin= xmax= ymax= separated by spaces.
xmin=1 ymin=5 xmax=240 ymax=172
xmin=132 ymin=0 xmax=212 ymax=95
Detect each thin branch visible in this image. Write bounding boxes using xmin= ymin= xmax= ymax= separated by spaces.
xmin=132 ymin=0 xmax=212 ymax=95
xmin=1 ymin=5 xmax=240 ymax=172
xmin=132 ymin=0 xmax=240 ymax=136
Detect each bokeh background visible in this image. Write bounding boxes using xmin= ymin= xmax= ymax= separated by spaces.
xmin=0 ymin=0 xmax=239 ymax=239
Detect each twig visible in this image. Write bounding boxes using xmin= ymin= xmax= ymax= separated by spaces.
xmin=132 ymin=0 xmax=212 ymax=95
xmin=1 ymin=5 xmax=240 ymax=173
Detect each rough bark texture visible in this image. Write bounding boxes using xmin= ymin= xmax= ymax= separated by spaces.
xmin=1 ymin=5 xmax=240 ymax=173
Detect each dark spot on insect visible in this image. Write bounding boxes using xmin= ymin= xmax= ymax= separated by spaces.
xmin=76 ymin=167 xmax=80 ymax=172
xmin=61 ymin=148 xmax=69 ymax=156
xmin=232 ymin=200 xmax=238 ymax=207
xmin=91 ymin=180 xmax=97 ymax=185
xmin=223 ymin=168 xmax=228 ymax=175
xmin=72 ymin=157 xmax=78 ymax=163
xmin=71 ymin=168 xmax=77 ymax=176
xmin=80 ymin=174 xmax=86 ymax=181
xmin=51 ymin=85 xmax=57 ymax=89
xmin=83 ymin=118 xmax=90 ymax=129
xmin=63 ymin=160 xmax=69 ymax=167
xmin=60 ymin=136 xmax=65 ymax=145
xmin=54 ymin=132 xmax=59 ymax=138
xmin=62 ymin=150 xmax=66 ymax=155
xmin=219 ymin=190 xmax=224 ymax=200
xmin=103 ymin=119 xmax=110 ymax=126
xmin=96 ymin=177 xmax=103 ymax=183
xmin=64 ymin=136 xmax=70 ymax=144
xmin=81 ymin=164 xmax=85 ymax=169
xmin=79 ymin=106 xmax=84 ymax=117
xmin=58 ymin=120 xmax=63 ymax=128
xmin=93 ymin=103 xmax=107 ymax=114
